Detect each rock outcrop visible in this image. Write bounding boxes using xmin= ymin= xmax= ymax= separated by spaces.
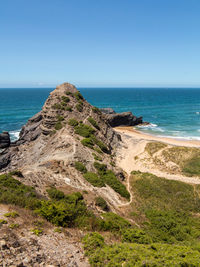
xmin=0 ymin=83 xmax=124 ymax=201
xmin=0 ymin=132 xmax=10 ymax=149
xmin=102 ymin=110 xmax=143 ymax=127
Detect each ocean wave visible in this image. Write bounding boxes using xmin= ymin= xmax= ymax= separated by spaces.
xmin=137 ymin=123 xmax=158 ymax=128
xmin=9 ymin=130 xmax=20 ymax=141
xmin=196 ymin=112 xmax=200 ymax=115
xmin=157 ymin=134 xmax=200 ymax=141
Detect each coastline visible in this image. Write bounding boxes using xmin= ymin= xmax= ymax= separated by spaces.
xmin=114 ymin=126 xmax=200 ymax=148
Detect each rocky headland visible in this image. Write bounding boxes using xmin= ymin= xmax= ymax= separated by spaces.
xmin=1 ymin=83 xmax=200 ymax=266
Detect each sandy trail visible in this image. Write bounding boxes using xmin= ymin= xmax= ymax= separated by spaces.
xmin=115 ymin=127 xmax=200 ymax=185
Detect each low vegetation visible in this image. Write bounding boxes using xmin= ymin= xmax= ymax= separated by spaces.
xmin=4 ymin=211 xmax=19 ymax=218
xmin=74 ymin=91 xmax=84 ymax=101
xmin=92 ymin=153 xmax=102 ymax=161
xmin=54 ymin=121 xmax=63 ymax=130
xmin=93 ymin=162 xmax=130 ymax=199
xmin=130 ymin=171 xmax=200 ymax=243
xmin=83 ymin=233 xmax=200 ymax=267
xmin=0 ymin=174 xmax=101 ymax=229
xmin=74 ymin=161 xmax=87 ymax=173
xmin=69 ymin=121 xmax=109 ymax=153
xmin=145 ymin=141 xmax=167 ymax=155
xmin=75 ymin=123 xmax=95 ymax=137
xmin=76 ymin=103 xmax=83 ymax=112
xmin=83 ymin=172 xmax=105 ymax=187
xmin=88 ymin=117 xmax=100 ymax=130
xmin=160 ymin=145 xmax=200 ymax=176
xmin=95 ymin=197 xmax=109 ymax=211
xmin=68 ymin=118 xmax=79 ymax=127
xmin=92 ymin=106 xmax=101 ymax=114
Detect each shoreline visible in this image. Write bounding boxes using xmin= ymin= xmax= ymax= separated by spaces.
xmin=114 ymin=126 xmax=200 ymax=147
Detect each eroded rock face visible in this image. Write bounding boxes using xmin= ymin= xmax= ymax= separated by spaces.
xmin=0 ymin=83 xmax=121 ymax=175
xmin=102 ymin=111 xmax=143 ymax=127
xmin=18 ymin=112 xmax=43 ymax=144
xmin=0 ymin=132 xmax=10 ymax=149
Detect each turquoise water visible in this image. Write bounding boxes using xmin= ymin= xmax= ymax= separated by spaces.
xmin=1 ymin=88 xmax=200 ymax=141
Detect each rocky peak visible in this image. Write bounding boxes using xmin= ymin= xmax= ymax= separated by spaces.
xmin=0 ymin=83 xmax=126 ymax=206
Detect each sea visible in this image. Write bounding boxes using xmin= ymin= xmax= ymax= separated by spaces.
xmin=1 ymin=87 xmax=200 ymax=141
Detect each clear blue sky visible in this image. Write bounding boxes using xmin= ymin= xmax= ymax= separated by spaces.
xmin=1 ymin=0 xmax=200 ymax=87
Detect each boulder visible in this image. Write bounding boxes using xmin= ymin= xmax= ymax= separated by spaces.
xmin=0 ymin=132 xmax=10 ymax=149
xmin=102 ymin=111 xmax=143 ymax=127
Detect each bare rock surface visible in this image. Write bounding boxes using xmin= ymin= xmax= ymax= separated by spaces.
xmin=0 ymin=83 xmax=127 ymax=206
xmin=0 ymin=131 xmax=10 ymax=149
xmin=0 ymin=205 xmax=89 ymax=267
xmin=100 ymin=108 xmax=144 ymax=127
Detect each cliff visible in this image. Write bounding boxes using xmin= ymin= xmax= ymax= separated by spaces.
xmin=0 ymin=83 xmax=128 ymax=205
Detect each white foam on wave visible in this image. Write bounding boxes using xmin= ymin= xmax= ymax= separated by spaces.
xmin=137 ymin=123 xmax=158 ymax=128
xmin=157 ymin=134 xmax=200 ymax=141
xmin=9 ymin=130 xmax=20 ymax=141
xmin=138 ymin=123 xmax=200 ymax=141
xmin=196 ymin=112 xmax=200 ymax=115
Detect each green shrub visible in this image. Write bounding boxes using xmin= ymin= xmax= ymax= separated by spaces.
xmin=75 ymin=162 xmax=87 ymax=173
xmin=54 ymin=227 xmax=62 ymax=233
xmin=47 ymin=187 xmax=65 ymax=200
xmin=4 ymin=211 xmax=19 ymax=218
xmin=9 ymin=223 xmax=19 ymax=229
xmin=92 ymin=153 xmax=102 ymax=161
xmin=94 ymin=162 xmax=107 ymax=174
xmin=9 ymin=170 xmax=23 ymax=178
xmin=68 ymin=118 xmax=79 ymax=126
xmin=75 ymin=124 xmax=95 ymax=137
xmin=94 ymin=147 xmax=103 ymax=154
xmin=96 ymin=140 xmax=109 ymax=153
xmin=52 ymin=103 xmax=62 ymax=109
xmin=95 ymin=197 xmax=109 ymax=211
xmin=74 ymin=91 xmax=83 ymax=101
xmin=0 ymin=174 xmax=101 ymax=230
xmin=83 ymin=233 xmax=200 ymax=267
xmin=76 ymin=103 xmax=83 ymax=112
xmin=65 ymin=91 xmax=72 ymax=95
xmin=83 ymin=232 xmax=105 ymax=255
xmin=31 ymin=228 xmax=43 ymax=236
xmin=101 ymin=212 xmax=131 ymax=232
xmin=37 ymin=192 xmax=87 ymax=227
xmin=56 ymin=115 xmax=64 ymax=121
xmin=65 ymin=106 xmax=72 ymax=112
xmin=103 ymin=170 xmax=130 ymax=199
xmin=145 ymin=209 xmax=199 ymax=243
xmin=122 ymin=228 xmax=152 ymax=244
xmin=92 ymin=106 xmax=101 ymax=114
xmin=0 ymin=174 xmax=40 ymax=210
xmin=88 ymin=117 xmax=100 ymax=130
xmin=61 ymin=96 xmax=70 ymax=103
xmin=81 ymin=138 xmax=94 ymax=148
xmin=0 ymin=219 xmax=7 ymax=225
xmin=54 ymin=122 xmax=63 ymax=130
xmin=83 ymin=172 xmax=105 ymax=187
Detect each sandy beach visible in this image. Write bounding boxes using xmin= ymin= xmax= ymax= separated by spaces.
xmin=114 ymin=126 xmax=200 ymax=184
xmin=114 ymin=126 xmax=200 ymax=148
